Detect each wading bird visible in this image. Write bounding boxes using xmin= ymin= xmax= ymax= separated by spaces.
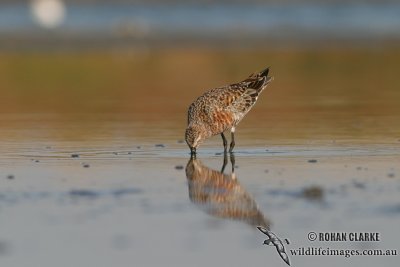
xmin=185 ymin=67 xmax=272 ymax=155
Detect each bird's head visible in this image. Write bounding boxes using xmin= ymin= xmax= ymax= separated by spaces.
xmin=263 ymin=239 xmax=273 ymax=246
xmin=185 ymin=125 xmax=204 ymax=155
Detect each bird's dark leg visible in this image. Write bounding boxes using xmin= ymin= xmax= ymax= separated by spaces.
xmin=229 ymin=131 xmax=235 ymax=152
xmin=221 ymin=133 xmax=228 ymax=152
xmin=190 ymin=147 xmax=196 ymax=159
xmin=221 ymin=151 xmax=228 ymax=173
xmin=230 ymin=152 xmax=235 ymax=173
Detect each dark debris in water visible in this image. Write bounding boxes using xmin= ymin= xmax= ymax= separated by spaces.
xmin=155 ymin=144 xmax=165 ymax=148
xmin=69 ymin=187 xmax=142 ymax=199
xmin=307 ymin=159 xmax=318 ymax=163
xmin=7 ymin=175 xmax=14 ymax=180
xmin=71 ymin=154 xmax=80 ymax=158
xmin=302 ymin=186 xmax=324 ymax=201
xmin=82 ymin=163 xmax=90 ymax=168
xmin=266 ymin=185 xmax=325 ymax=202
xmin=353 ymin=180 xmax=366 ymax=189
xmin=0 ymin=187 xmax=143 ymax=204
xmin=266 ymin=189 xmax=299 ymax=198
xmin=112 ymin=188 xmax=142 ymax=197
xmin=175 ymin=165 xmax=184 ymax=170
xmin=177 ymin=140 xmax=184 ymax=144
xmin=69 ymin=189 xmax=99 ymax=199
xmin=387 ymin=173 xmax=395 ymax=178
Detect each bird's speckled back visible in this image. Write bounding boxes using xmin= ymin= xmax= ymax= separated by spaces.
xmin=187 ymin=68 xmax=272 ymax=139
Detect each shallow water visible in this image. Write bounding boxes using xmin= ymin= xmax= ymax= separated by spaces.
xmin=1 ymin=48 xmax=400 ymax=266
xmin=0 ymin=113 xmax=399 ymax=267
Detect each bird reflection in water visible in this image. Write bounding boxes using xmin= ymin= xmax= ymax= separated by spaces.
xmin=186 ymin=153 xmax=270 ymax=228
xmin=185 ymin=153 xmax=290 ymax=265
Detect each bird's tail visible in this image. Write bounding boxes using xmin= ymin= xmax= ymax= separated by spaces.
xmin=256 ymin=67 xmax=269 ymax=77
xmin=246 ymin=67 xmax=273 ymax=92
xmin=253 ymin=67 xmax=272 ymax=81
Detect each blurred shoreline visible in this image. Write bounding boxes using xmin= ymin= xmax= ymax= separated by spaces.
xmin=2 ymin=35 xmax=400 ymax=52
xmin=1 ymin=2 xmax=400 ymax=51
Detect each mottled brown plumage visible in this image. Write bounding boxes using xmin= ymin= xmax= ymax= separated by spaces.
xmin=186 ymin=67 xmax=272 ymax=154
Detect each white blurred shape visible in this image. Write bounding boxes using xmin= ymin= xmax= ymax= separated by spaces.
xmin=30 ymin=0 xmax=66 ymax=29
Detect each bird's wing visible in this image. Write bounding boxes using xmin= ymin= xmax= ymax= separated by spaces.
xmin=257 ymin=226 xmax=272 ymax=238
xmin=223 ymin=78 xmax=266 ymax=114
xmin=258 ymin=226 xmax=291 ymax=266
xmin=209 ymin=67 xmax=272 ymax=110
xmin=275 ymin=242 xmax=291 ymax=266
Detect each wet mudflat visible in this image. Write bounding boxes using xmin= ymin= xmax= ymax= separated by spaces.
xmin=0 ymin=47 xmax=399 ymax=266
xmin=0 ymin=124 xmax=399 ymax=267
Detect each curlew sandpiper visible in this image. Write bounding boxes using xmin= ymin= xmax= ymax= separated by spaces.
xmin=185 ymin=67 xmax=273 ymax=155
